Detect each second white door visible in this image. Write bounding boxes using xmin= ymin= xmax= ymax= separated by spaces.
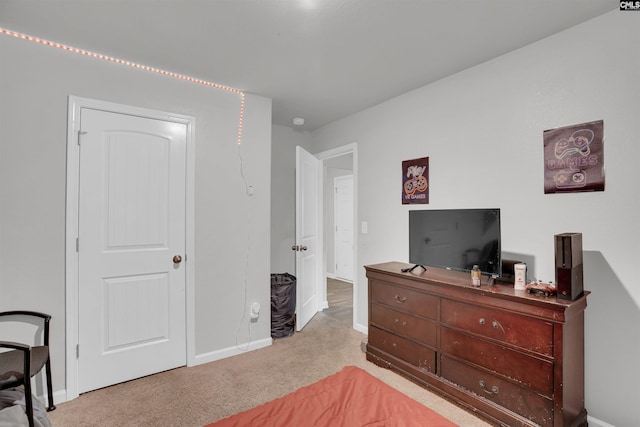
xmin=78 ymin=108 xmax=187 ymax=393
xmin=334 ymin=175 xmax=354 ymax=282
xmin=295 ymin=146 xmax=321 ymax=331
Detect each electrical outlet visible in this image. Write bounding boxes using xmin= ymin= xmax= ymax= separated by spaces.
xmin=250 ymin=302 xmax=260 ymax=320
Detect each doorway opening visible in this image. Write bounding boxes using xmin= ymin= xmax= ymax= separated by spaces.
xmin=323 ymin=278 xmax=353 ymax=325
xmin=316 ymin=144 xmax=359 ymax=331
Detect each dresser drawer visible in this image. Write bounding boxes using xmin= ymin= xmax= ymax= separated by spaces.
xmin=441 ymin=299 xmax=553 ymax=356
xmin=441 ymin=356 xmax=553 ymax=427
xmin=368 ymin=326 xmax=436 ymax=373
xmin=371 ymin=303 xmax=437 ymax=347
xmin=441 ymin=328 xmax=553 ymax=396
xmin=370 ymin=281 xmax=438 ymax=319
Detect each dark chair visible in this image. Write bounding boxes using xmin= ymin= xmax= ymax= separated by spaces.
xmin=0 ymin=311 xmax=56 ymax=427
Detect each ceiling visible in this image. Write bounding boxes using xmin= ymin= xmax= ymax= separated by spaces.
xmin=0 ymin=0 xmax=618 ymax=131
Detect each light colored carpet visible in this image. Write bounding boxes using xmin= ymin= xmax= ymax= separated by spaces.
xmin=48 ymin=313 xmax=491 ymax=426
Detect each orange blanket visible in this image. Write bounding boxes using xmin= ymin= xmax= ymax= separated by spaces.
xmin=207 ymin=366 xmax=458 ymax=427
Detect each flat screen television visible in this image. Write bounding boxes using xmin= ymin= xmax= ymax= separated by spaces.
xmin=408 ymin=208 xmax=501 ymax=276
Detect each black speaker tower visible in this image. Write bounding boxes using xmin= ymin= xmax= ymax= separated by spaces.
xmin=555 ymin=233 xmax=583 ymax=300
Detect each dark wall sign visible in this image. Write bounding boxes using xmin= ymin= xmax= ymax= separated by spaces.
xmin=543 ymin=120 xmax=605 ymax=194
xmin=402 ymin=157 xmax=429 ymax=204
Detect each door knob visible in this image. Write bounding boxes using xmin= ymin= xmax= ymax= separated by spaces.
xmin=300 ymin=246 xmax=307 ymax=251
xmin=291 ymin=245 xmax=299 ymax=251
xmin=173 ymin=255 xmax=182 ymax=264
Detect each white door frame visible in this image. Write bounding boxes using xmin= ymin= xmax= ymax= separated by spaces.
xmin=316 ymin=143 xmax=361 ymax=332
xmin=65 ymin=96 xmax=196 ymax=401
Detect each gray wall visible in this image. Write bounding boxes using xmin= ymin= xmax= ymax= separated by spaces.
xmin=0 ymin=33 xmax=272 ymax=396
xmin=270 ymin=125 xmax=312 ymax=275
xmin=311 ymin=11 xmax=639 ymax=427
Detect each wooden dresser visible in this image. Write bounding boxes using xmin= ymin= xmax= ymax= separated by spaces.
xmin=365 ymin=262 xmax=588 ymax=427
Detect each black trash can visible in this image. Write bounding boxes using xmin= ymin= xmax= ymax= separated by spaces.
xmin=271 ymin=273 xmax=296 ymax=338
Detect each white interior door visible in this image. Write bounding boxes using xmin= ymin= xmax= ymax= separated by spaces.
xmin=334 ymin=175 xmax=354 ymax=282
xmin=78 ymin=108 xmax=187 ymax=393
xmin=295 ymin=146 xmax=321 ymax=331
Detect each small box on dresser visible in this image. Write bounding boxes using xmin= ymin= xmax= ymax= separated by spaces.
xmin=365 ymin=262 xmax=588 ymax=427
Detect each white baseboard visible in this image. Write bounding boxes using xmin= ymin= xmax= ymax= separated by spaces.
xmin=326 ymin=272 xmax=336 ymax=279
xmin=587 ymin=415 xmax=616 ymax=427
xmin=354 ymin=322 xmax=368 ymax=334
xmin=52 ymin=389 xmax=67 ymax=405
xmin=33 ymin=389 xmax=69 ymax=406
xmin=192 ymin=337 xmax=273 ymax=367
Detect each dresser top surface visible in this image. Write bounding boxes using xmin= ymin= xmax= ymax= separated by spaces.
xmin=365 ymin=261 xmax=589 ymax=310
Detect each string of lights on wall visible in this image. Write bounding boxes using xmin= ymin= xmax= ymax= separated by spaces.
xmin=0 ymin=27 xmax=246 ymax=145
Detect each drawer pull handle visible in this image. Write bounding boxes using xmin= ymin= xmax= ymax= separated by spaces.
xmin=392 ymin=342 xmax=397 ymax=348
xmin=492 ymin=320 xmax=499 ymax=329
xmin=393 ymin=318 xmax=408 ymax=328
xmin=394 ymin=294 xmax=407 ymax=303
xmin=479 ymin=380 xmax=499 ymax=395
xmin=479 ymin=318 xmax=485 ymax=325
